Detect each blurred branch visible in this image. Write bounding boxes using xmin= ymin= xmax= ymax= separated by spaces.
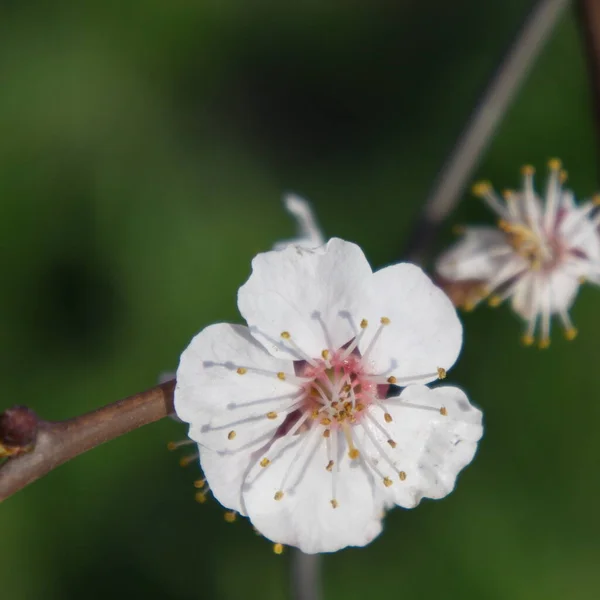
xmin=291 ymin=549 xmax=322 ymax=600
xmin=577 ymin=0 xmax=600 ymax=171
xmin=0 ymin=379 xmax=175 ymax=502
xmin=403 ymin=0 xmax=571 ymax=265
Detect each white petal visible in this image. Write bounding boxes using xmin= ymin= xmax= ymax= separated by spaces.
xmin=273 ymin=194 xmax=325 ymax=251
xmin=547 ymin=270 xmax=580 ymax=313
xmin=361 ymin=385 xmax=482 ymax=508
xmin=358 ymin=263 xmax=462 ymax=384
xmin=241 ymin=428 xmax=385 ymax=553
xmin=175 ymin=323 xmax=300 ymax=452
xmin=436 ymin=227 xmax=511 ymax=282
xmin=238 ymin=238 xmax=372 ymax=361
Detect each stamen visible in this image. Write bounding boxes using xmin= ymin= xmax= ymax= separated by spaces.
xmin=266 ymin=411 xmax=278 ymax=419
xmin=194 ymin=478 xmax=206 ymax=489
xmin=472 ymin=181 xmax=510 ymax=218
xmin=167 ymin=439 xmax=195 ymax=451
xmin=383 ymin=477 xmax=393 ymax=487
xmin=273 ymin=543 xmax=284 ymax=555
xmin=326 ymin=460 xmax=334 ymax=471
xmin=340 ymin=319 xmax=369 ymax=359
xmin=227 ymin=430 xmax=236 ymax=440
xmin=195 ymin=491 xmax=208 ymax=504
xmin=260 ymin=458 xmax=270 ymax=467
xmin=330 ymin=499 xmax=339 ymax=509
xmin=559 ymin=310 xmax=577 ymax=340
xmin=440 ymin=407 xmax=448 ymax=416
xmin=179 ymin=453 xmax=199 ymax=467
xmin=274 ymin=491 xmax=284 ymax=501
xmin=280 ymin=331 xmax=319 ymax=366
xmin=399 ymin=471 xmax=407 ymax=481
xmin=544 ymin=158 xmax=562 ymax=231
xmin=224 ymin=511 xmax=237 ymax=523
xmin=361 ymin=317 xmax=390 ymax=361
xmin=236 ymin=367 xmax=247 ymax=375
xmin=277 ymin=372 xmax=286 ymax=380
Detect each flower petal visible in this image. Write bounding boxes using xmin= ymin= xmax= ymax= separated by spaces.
xmin=238 ymin=238 xmax=372 ymax=361
xmin=436 ymin=226 xmax=511 ymax=282
xmin=358 ymin=263 xmax=462 ymax=384
xmin=241 ymin=428 xmax=385 ymax=553
xmin=175 ymin=323 xmax=300 ymax=452
xmin=360 ymin=384 xmax=482 ymax=508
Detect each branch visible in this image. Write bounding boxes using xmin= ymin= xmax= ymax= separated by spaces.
xmin=402 ymin=0 xmax=571 ymax=264
xmin=0 ymin=379 xmax=175 ymax=502
xmin=577 ymin=0 xmax=600 ymax=171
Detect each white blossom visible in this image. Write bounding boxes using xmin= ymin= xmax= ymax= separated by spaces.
xmin=273 ymin=193 xmax=325 ymax=250
xmin=175 ymin=238 xmax=482 ymax=553
xmin=436 ymin=160 xmax=600 ymax=347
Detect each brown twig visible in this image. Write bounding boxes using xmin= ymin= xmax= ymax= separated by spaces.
xmin=0 ymin=379 xmax=175 ymax=502
xmin=402 ymin=0 xmax=571 ymax=265
xmin=577 ymin=0 xmax=600 ymax=171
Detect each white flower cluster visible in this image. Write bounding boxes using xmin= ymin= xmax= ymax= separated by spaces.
xmin=436 ymin=160 xmax=600 ymax=347
xmin=174 ymin=196 xmax=483 ymax=554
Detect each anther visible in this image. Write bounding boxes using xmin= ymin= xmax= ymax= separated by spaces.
xmin=538 ymin=337 xmax=551 ymax=350
xmin=387 ymin=439 xmax=397 ymax=448
xmin=330 ymin=499 xmax=339 ymax=509
xmin=437 ymin=367 xmax=446 ymax=379
xmin=274 ymin=491 xmax=284 ymax=501
xmin=320 ymin=417 xmax=331 ymax=426
xmin=179 ymin=454 xmax=198 ymax=468
xmin=440 ymin=407 xmax=448 ymax=416
xmin=387 ymin=376 xmax=397 ymax=384
xmin=273 ymin=543 xmax=284 ymax=555
xmin=384 ymin=413 xmax=393 ymax=423
xmin=399 ymin=471 xmax=407 ymax=481
xmin=488 ymin=295 xmax=502 ymax=307
xmin=383 ymin=477 xmax=393 ymax=487
xmin=548 ymin=158 xmax=562 ymax=171
xmin=564 ymin=327 xmax=578 ymax=341
xmin=195 ymin=491 xmax=208 ymax=504
xmin=355 ymin=403 xmax=365 ymax=411
xmin=323 ymin=429 xmax=330 ymax=438
xmin=380 ymin=317 xmax=391 ymax=325
xmin=472 ymin=181 xmax=491 ymax=196
xmin=348 ymin=448 xmax=360 ymax=460
xmin=593 ymin=194 xmax=600 ymax=207
xmin=224 ymin=511 xmax=237 ymax=523
xmin=260 ymin=458 xmax=270 ymax=468
xmin=194 ymin=479 xmax=206 ymax=489
xmin=321 ymin=349 xmax=330 ymax=360
xmin=311 ymin=409 xmax=320 ymax=419
xmin=167 ymin=439 xmax=194 ymax=451
xmin=521 ymin=164 xmax=535 ymax=176
xmin=521 ymin=334 xmax=534 ymax=347
xmin=280 ymin=331 xmax=291 ymax=339
xmin=560 ymin=170 xmax=568 ymax=183
xmin=326 ymin=460 xmax=334 ymax=472
xmin=277 ymin=372 xmax=286 ymax=381
xmin=342 ymin=384 xmax=352 ymax=393
xmin=360 ymin=319 xmax=368 ymax=329
xmin=227 ymin=430 xmax=236 ymax=440
xmin=266 ymin=411 xmax=278 ymax=419
xmin=236 ymin=367 xmax=247 ymax=375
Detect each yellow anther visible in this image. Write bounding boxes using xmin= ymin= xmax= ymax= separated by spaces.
xmin=260 ymin=458 xmax=270 ymax=468
xmin=472 ymin=181 xmax=492 ymax=196
xmin=277 ymin=372 xmax=286 ymax=380
xmin=538 ymin=337 xmax=551 ymax=350
xmin=326 ymin=460 xmax=334 ymax=472
xmin=399 ymin=471 xmax=407 ymax=481
xmin=387 ymin=439 xmax=397 ymax=448
xmin=227 ymin=430 xmax=236 ymax=440
xmin=521 ymin=334 xmax=534 ymax=347
xmin=320 ymin=417 xmax=331 ymax=426
xmin=560 ymin=169 xmax=568 ymax=183
xmin=440 ymin=407 xmax=448 ymax=416
xmin=236 ymin=367 xmax=247 ymax=375
xmin=330 ymin=499 xmax=339 ymax=509
xmin=273 ymin=543 xmax=284 ymax=555
xmin=463 ymin=301 xmax=477 ymax=312
xmin=488 ymin=295 xmax=502 ymax=307
xmin=564 ymin=327 xmax=578 ymax=341
xmin=387 ymin=376 xmax=397 ymax=384
xmin=195 ymin=491 xmax=208 ymax=504
xmin=348 ymin=448 xmax=360 ymax=460
xmin=321 ymin=349 xmax=330 ymax=360
xmin=355 ymin=403 xmax=365 ymax=411
xmin=224 ymin=511 xmax=237 ymax=523
xmin=167 ymin=442 xmax=177 ymax=451
xmin=437 ymin=367 xmax=446 ymax=380
xmin=280 ymin=331 xmax=291 ymax=339
xmin=548 ymin=158 xmax=562 ymax=171
xmin=380 ymin=316 xmax=391 ymax=325
xmin=179 ymin=455 xmax=197 ymax=468
xmin=274 ymin=491 xmax=284 ymax=501
xmin=323 ymin=429 xmax=330 ymax=438
xmin=593 ymin=194 xmax=600 ymax=206
xmin=360 ymin=319 xmax=368 ymax=329
xmin=266 ymin=411 xmax=278 ymax=419
xmin=383 ymin=477 xmax=393 ymax=487
xmin=342 ymin=384 xmax=352 ymax=393
xmin=521 ymin=164 xmax=535 ymax=176
xmin=194 ymin=479 xmax=206 ymax=489
xmin=384 ymin=413 xmax=393 ymax=423
xmin=311 ymin=409 xmax=320 ymax=419
xmin=502 ymin=189 xmax=515 ymax=199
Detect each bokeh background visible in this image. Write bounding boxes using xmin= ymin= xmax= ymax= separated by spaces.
xmin=1 ymin=1 xmax=599 ymax=599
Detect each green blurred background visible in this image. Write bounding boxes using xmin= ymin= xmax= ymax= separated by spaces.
xmin=1 ymin=1 xmax=599 ymax=599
